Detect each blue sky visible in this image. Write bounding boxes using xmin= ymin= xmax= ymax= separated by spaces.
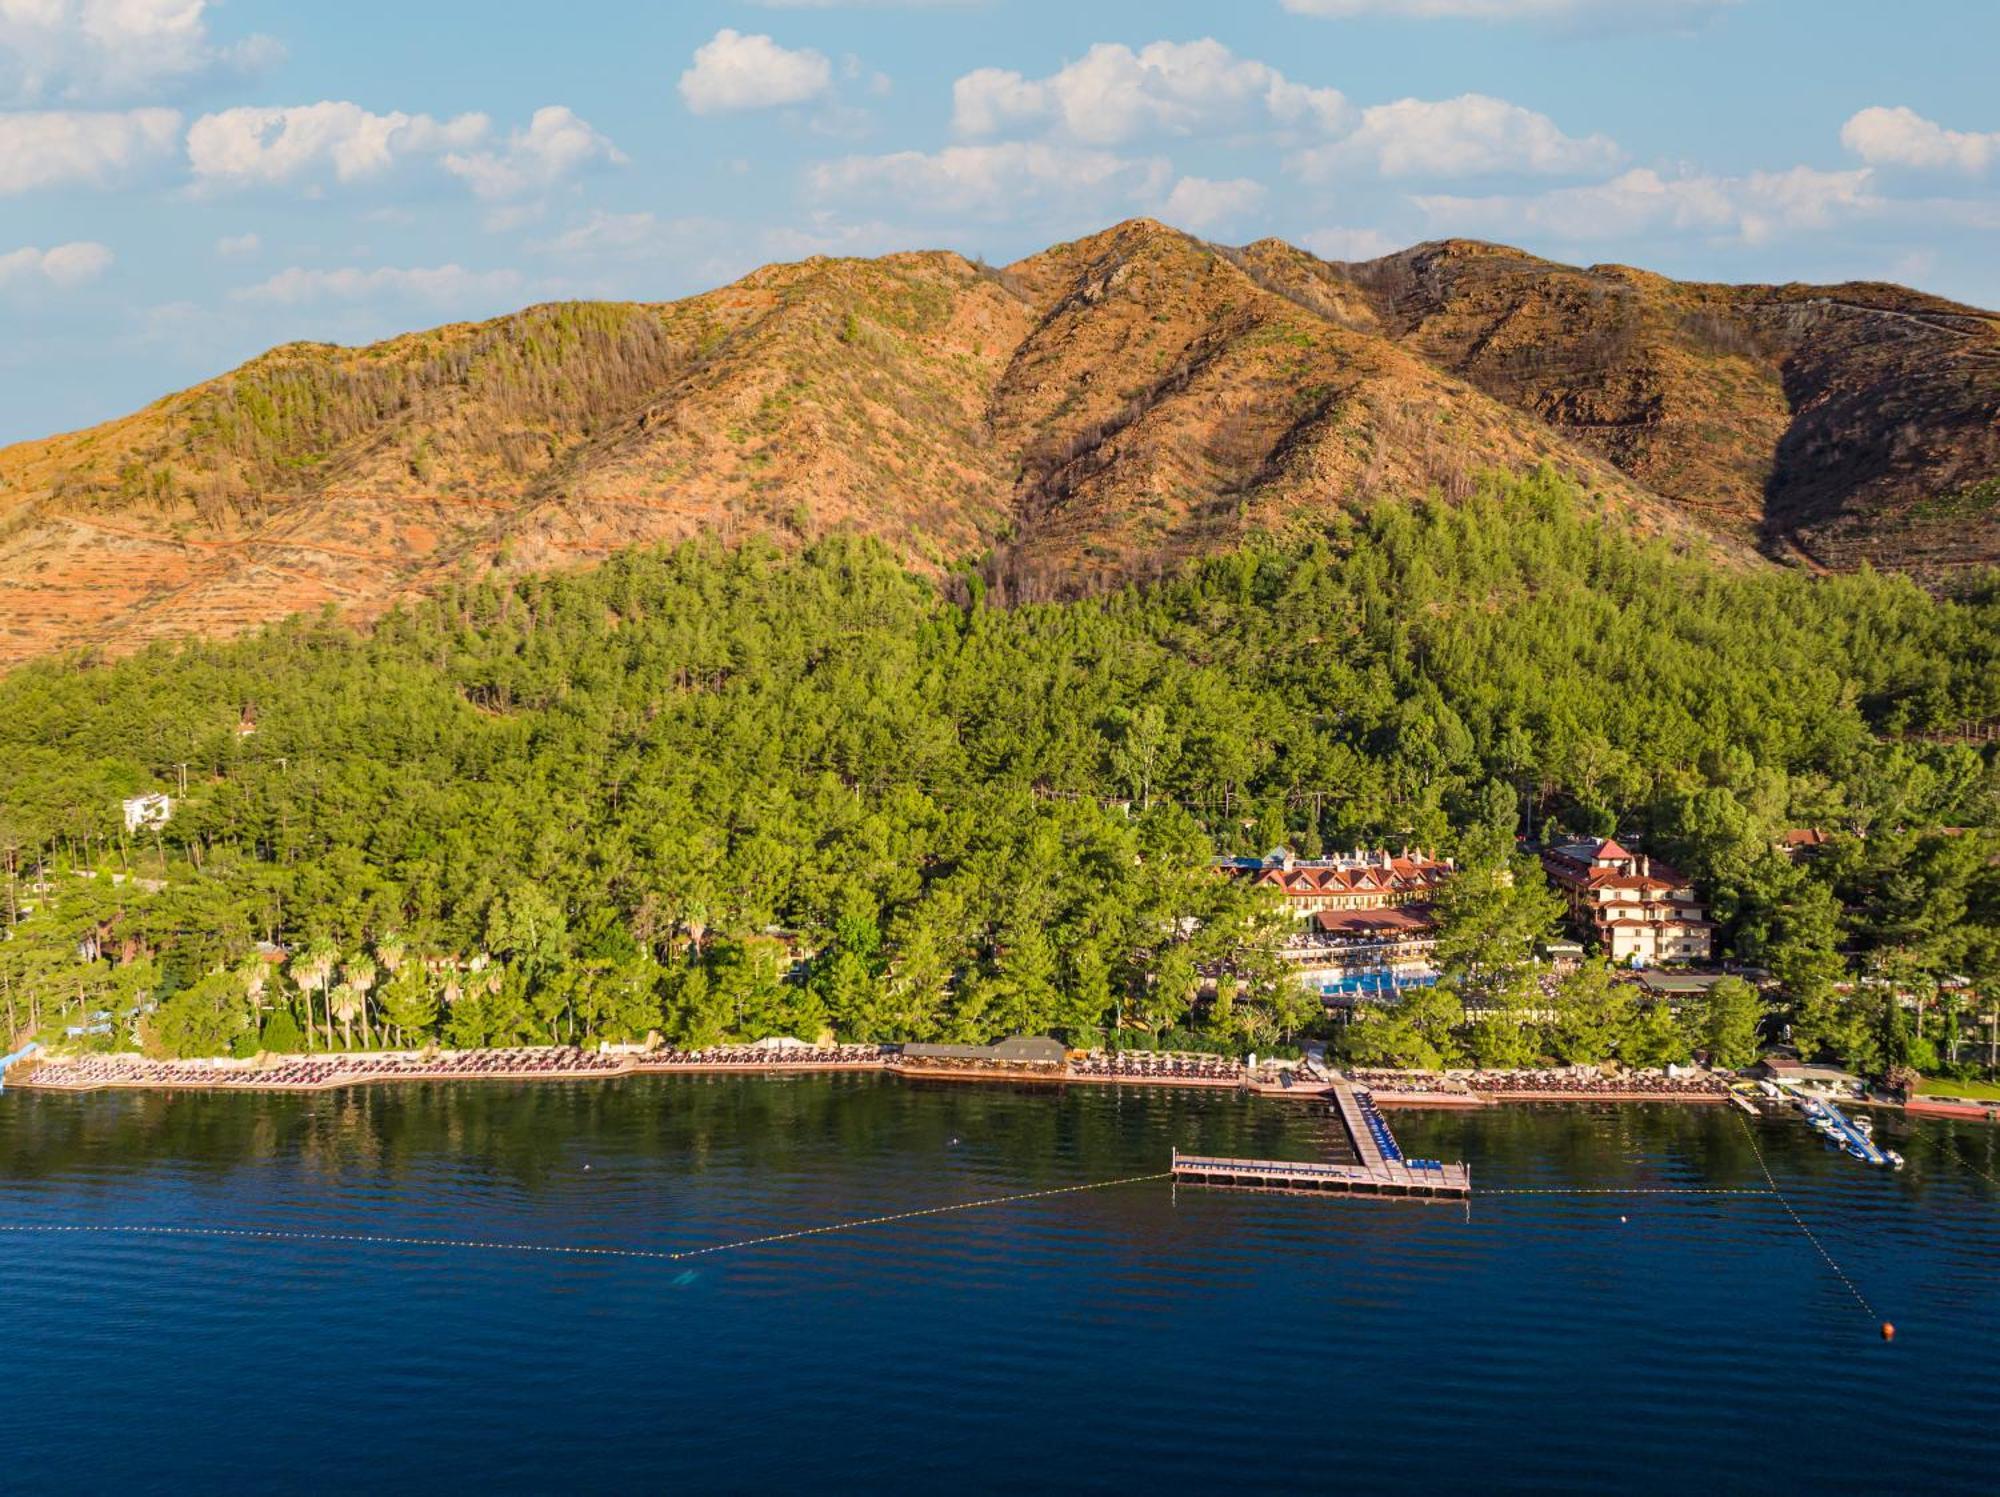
xmin=3 ymin=0 xmax=1996 ymax=442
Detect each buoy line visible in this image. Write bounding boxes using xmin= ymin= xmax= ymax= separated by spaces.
xmin=1733 ymin=1112 xmax=1880 ymax=1321
xmin=1479 ymin=1187 xmax=1775 ymax=1196
xmin=0 ymin=1222 xmax=684 ymax=1262
xmin=668 ymin=1172 xmax=1170 ymax=1261
xmin=1937 ymin=1136 xmax=2000 ymax=1191
xmin=0 ymin=1172 xmax=1171 ymax=1268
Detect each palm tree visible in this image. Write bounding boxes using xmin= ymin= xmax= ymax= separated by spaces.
xmin=329 ymin=981 xmax=359 ymax=1050
xmin=238 ymin=955 xmax=269 ymax=1017
xmin=288 ymin=938 xmax=339 ymax=1051
xmin=235 ymin=955 xmax=271 ymax=1049
xmin=345 ymin=955 xmax=378 ymax=1048
xmin=469 ymin=952 xmax=503 ymax=998
xmin=375 ymin=935 xmax=408 ymax=1046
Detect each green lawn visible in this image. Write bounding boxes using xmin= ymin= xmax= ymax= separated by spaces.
xmin=1917 ymin=1077 xmax=2000 ymax=1102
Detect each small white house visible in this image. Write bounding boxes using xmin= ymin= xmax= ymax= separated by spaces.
xmin=122 ymin=793 xmax=173 ymax=834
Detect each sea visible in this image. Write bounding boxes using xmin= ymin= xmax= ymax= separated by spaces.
xmin=1 ymin=1074 xmax=1995 ymax=1493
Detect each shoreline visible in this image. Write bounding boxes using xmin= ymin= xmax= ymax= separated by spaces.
xmin=1364 ymin=1089 xmax=1731 ymax=1108
xmin=1903 ymin=1095 xmax=2000 ymax=1122
xmin=5 ymin=1046 xmax=1738 ymax=1107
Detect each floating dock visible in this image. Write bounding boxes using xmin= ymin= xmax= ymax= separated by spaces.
xmin=1170 ymin=1081 xmax=1470 ymax=1199
xmin=1796 ymin=1093 xmax=1896 ymax=1167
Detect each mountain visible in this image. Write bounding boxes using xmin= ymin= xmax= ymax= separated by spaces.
xmin=1302 ymin=238 xmax=2000 ymax=571
xmin=2 ymin=219 xmax=1995 ymax=663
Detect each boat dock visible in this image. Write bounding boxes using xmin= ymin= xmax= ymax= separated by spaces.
xmin=0 ymin=1042 xmax=41 ymax=1091
xmin=1796 ymin=1092 xmax=1896 ymax=1167
xmin=1170 ymin=1081 xmax=1471 ymax=1199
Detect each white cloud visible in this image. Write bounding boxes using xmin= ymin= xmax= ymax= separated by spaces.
xmin=756 ymin=212 xmax=910 ymax=261
xmin=679 ymin=28 xmax=832 ymax=114
xmin=952 ymin=39 xmax=1348 ymax=145
xmin=1841 ymin=106 xmax=1999 ymax=175
xmin=184 ymin=101 xmax=625 ymax=202
xmin=1415 ymin=164 xmax=1879 ymax=245
xmin=214 ymin=231 xmax=260 ymax=256
xmin=809 ymin=141 xmax=1170 ymax=218
xmin=535 ymin=209 xmax=741 ymax=266
xmin=535 ymin=209 xmax=920 ymax=298
xmin=1292 ymin=94 xmax=1619 ymax=179
xmin=532 ymin=210 xmax=878 ymax=301
xmin=0 ymin=0 xmax=279 ymax=103
xmin=1280 ymin=0 xmax=1734 ymax=25
xmin=0 ymin=106 xmax=178 ymax=192
xmin=441 ymin=105 xmax=624 ymax=199
xmin=231 ymin=263 xmax=524 ymax=305
xmin=952 ymin=68 xmax=1047 ymax=137
xmin=187 ymin=101 xmax=489 ymax=188
xmin=1160 ymin=175 xmax=1268 ymax=230
xmin=1735 ymin=166 xmax=1881 ymax=242
xmin=540 ymin=210 xmax=679 ymax=259
xmin=0 ymin=239 xmax=113 ymax=287
xmin=1300 ymin=225 xmax=1399 ymax=260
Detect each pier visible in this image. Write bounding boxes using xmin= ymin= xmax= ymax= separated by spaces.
xmin=0 ymin=1042 xmax=41 ymax=1091
xmin=1795 ymin=1092 xmax=1894 ymax=1167
xmin=1170 ymin=1081 xmax=1471 ymax=1200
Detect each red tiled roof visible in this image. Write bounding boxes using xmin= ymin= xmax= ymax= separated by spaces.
xmin=1252 ymin=861 xmax=1452 ymax=897
xmin=1545 ymin=845 xmax=1693 ymax=892
xmin=1582 ymin=872 xmax=1687 ymax=893
xmin=1314 ymin=905 xmax=1438 ymax=937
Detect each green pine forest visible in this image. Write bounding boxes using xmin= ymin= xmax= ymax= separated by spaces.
xmin=2 ymin=470 xmax=1996 ymax=1075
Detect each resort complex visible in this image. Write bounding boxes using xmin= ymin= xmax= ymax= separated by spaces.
xmin=1539 ymin=837 xmax=1715 ymax=967
xmin=1226 ymin=836 xmax=1729 ymax=1018
xmin=1224 ymin=847 xmax=1454 ymax=1001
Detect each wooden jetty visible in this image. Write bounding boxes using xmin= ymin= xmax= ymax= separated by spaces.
xmin=1170 ymin=1081 xmax=1471 ymax=1200
xmin=1331 ymin=1082 xmax=1389 ymax=1170
xmin=1171 ymin=1149 xmax=1470 ymax=1198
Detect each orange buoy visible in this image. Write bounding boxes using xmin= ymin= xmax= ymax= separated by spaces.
xmin=1881 ymin=1322 xmax=1896 ymax=1342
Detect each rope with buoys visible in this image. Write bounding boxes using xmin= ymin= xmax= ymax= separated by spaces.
xmin=1479 ymin=1187 xmax=1774 ymax=1197
xmin=0 ymin=1222 xmax=685 ymax=1262
xmin=1733 ymin=1112 xmax=1885 ymax=1330
xmin=0 ymin=1171 xmax=1171 ymax=1267
xmin=1938 ymin=1135 xmax=2000 ymax=1191
xmin=669 ymin=1171 xmax=1170 ymax=1261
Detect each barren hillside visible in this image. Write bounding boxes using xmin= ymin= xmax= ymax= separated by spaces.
xmin=2 ymin=219 xmax=1993 ymax=663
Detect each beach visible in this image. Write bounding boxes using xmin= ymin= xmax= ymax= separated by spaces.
xmin=8 ymin=1044 xmax=1740 ymax=1106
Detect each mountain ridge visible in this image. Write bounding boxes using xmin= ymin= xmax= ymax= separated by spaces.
xmin=2 ymin=218 xmax=1995 ymax=663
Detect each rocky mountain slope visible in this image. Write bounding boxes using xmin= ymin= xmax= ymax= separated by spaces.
xmin=1308 ymin=238 xmax=2000 ymax=572
xmin=1 ymin=219 xmax=1994 ymax=662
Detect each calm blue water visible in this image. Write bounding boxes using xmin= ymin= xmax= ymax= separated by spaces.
xmin=2 ymin=1076 xmax=1996 ymax=1494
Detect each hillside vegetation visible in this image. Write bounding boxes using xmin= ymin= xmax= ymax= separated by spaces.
xmin=3 ymin=220 xmax=1995 ymax=663
xmin=1 ymin=472 xmax=1993 ymax=1069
